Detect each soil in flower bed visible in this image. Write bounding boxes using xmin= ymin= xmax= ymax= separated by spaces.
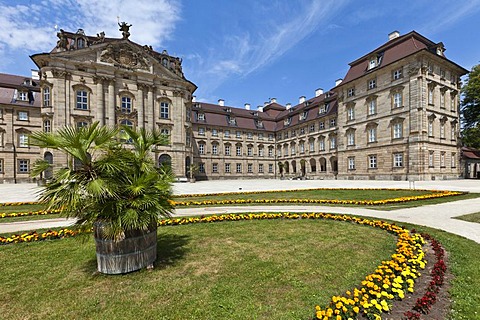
xmin=380 ymin=241 xmax=452 ymax=320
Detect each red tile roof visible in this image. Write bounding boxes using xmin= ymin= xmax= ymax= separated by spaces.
xmin=0 ymin=73 xmax=41 ymax=107
xmin=339 ymin=31 xmax=468 ymax=86
xmin=462 ymin=147 xmax=480 ymax=160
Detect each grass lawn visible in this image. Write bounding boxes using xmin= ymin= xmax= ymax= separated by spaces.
xmin=2 ymin=190 xmax=479 ymax=223
xmin=0 ymin=218 xmax=396 ymax=320
xmin=454 ymin=212 xmax=480 ymax=224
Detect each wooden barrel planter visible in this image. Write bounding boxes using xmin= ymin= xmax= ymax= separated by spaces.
xmin=93 ymin=222 xmax=157 ymax=274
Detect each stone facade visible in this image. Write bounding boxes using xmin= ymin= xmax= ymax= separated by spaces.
xmin=0 ymin=28 xmax=468 ymax=183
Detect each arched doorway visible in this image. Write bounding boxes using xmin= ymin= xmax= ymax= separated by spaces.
xmin=330 ymin=156 xmax=338 ymax=172
xmin=300 ymin=159 xmax=306 ymax=177
xmin=291 ymin=160 xmax=297 ymax=174
xmin=319 ymin=157 xmax=327 ymax=172
xmin=158 ymin=154 xmax=172 ymax=171
xmin=309 ymin=158 xmax=316 ymax=173
xmin=44 ymin=152 xmax=53 ymax=179
xmin=284 ymin=161 xmax=290 ymax=174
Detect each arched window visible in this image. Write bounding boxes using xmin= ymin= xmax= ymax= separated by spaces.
xmin=120 ymin=119 xmax=133 ymax=128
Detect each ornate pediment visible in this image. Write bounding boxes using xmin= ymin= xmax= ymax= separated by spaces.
xmin=100 ymin=43 xmax=150 ymax=70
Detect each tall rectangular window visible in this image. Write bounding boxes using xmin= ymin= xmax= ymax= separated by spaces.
xmin=0 ymin=159 xmax=3 ymax=173
xmin=212 ymin=129 xmax=218 ymax=136
xmin=247 ymin=163 xmax=253 ymax=173
xmin=451 ymin=152 xmax=456 ymax=168
xmin=368 ymin=78 xmax=376 ymax=90
xmin=212 ymin=163 xmax=218 ymax=173
xmin=19 ymin=133 xmax=29 ymax=147
xmin=43 ymin=119 xmax=51 ymax=133
xmin=259 ymin=147 xmax=264 ymax=157
xmin=428 ymin=120 xmax=434 ymax=137
xmin=368 ymin=127 xmax=377 ymax=143
xmin=329 ymin=136 xmax=336 ymax=149
xmin=268 ymin=164 xmax=273 ymax=173
xmin=440 ymin=152 xmax=445 ymax=167
xmin=347 ymin=107 xmax=355 ymax=121
xmin=247 ymin=146 xmax=253 ymax=156
xmin=393 ymin=92 xmax=402 ymax=108
xmin=348 ymin=157 xmax=355 ymax=170
xmin=225 ymin=145 xmax=231 ymax=156
xmin=236 ymin=163 xmax=242 ymax=173
xmin=440 ymin=122 xmax=445 ymax=139
xmin=212 ymin=144 xmax=218 ymax=155
xmin=429 ymin=151 xmax=434 ymax=167
xmin=368 ymin=99 xmax=376 ymax=115
xmin=76 ymin=90 xmax=88 ymax=110
xmin=236 ymin=131 xmax=241 ymax=138
xmin=368 ymin=155 xmax=377 ymax=169
xmin=198 ymin=143 xmax=205 ymax=155
xmin=347 ymin=132 xmax=355 ymax=146
xmin=309 ymin=141 xmax=314 ymax=152
xmin=268 ymin=147 xmax=273 ymax=157
xmin=393 ymin=153 xmax=403 ymax=167
xmin=160 ymin=102 xmax=169 ymax=119
xmin=428 ymin=87 xmax=434 ymax=105
xmin=258 ymin=163 xmax=264 ymax=173
xmin=224 ymin=130 xmax=230 ymax=138
xmin=236 ymin=145 xmax=242 ymax=156
xmin=121 ymin=96 xmax=132 ymax=113
xmin=43 ymin=87 xmax=50 ymax=107
xmin=225 ymin=163 xmax=231 ymax=173
xmin=393 ymin=122 xmax=403 ymax=139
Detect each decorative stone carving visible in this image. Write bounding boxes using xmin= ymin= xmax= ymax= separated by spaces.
xmin=56 ymin=29 xmax=68 ymax=50
xmin=115 ymin=107 xmax=138 ymax=120
xmin=92 ymin=32 xmax=105 ymax=44
xmin=100 ymin=44 xmax=150 ymax=70
xmin=118 ymin=22 xmax=132 ymax=39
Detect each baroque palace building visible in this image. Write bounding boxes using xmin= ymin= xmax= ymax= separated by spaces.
xmin=0 ymin=26 xmax=468 ymax=183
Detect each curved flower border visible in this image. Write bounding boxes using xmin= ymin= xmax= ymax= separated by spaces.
xmin=0 ymin=212 xmax=438 ymax=319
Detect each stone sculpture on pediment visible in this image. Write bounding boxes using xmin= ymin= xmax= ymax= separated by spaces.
xmin=100 ymin=43 xmax=150 ymax=70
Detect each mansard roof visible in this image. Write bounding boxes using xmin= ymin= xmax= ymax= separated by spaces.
xmin=192 ymin=102 xmax=277 ymax=131
xmin=192 ymin=90 xmax=338 ymax=133
xmin=0 ymin=73 xmax=40 ymax=107
xmin=340 ymin=31 xmax=468 ymax=86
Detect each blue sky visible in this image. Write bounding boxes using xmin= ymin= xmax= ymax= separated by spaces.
xmin=1 ymin=0 xmax=479 ymax=110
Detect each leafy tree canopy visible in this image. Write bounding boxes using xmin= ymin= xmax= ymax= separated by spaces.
xmin=461 ymin=64 xmax=480 ymax=129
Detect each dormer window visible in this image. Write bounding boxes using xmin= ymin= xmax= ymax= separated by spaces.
xmin=299 ymin=111 xmax=308 ymax=121
xmin=23 ymin=79 xmax=31 ymax=86
xmin=77 ymin=38 xmax=85 ymax=49
xmin=284 ymin=117 xmax=292 ymax=126
xmin=347 ymin=87 xmax=355 ymax=97
xmin=369 ymin=59 xmax=377 ymax=69
xmin=227 ymin=115 xmax=237 ymax=125
xmin=18 ymin=91 xmax=28 ymax=101
xmin=255 ymin=119 xmax=264 ymax=128
xmin=197 ymin=112 xmax=205 ymax=121
xmin=319 ymin=103 xmax=329 ymax=114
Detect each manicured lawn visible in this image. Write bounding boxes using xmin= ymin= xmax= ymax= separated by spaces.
xmin=454 ymin=212 xmax=480 ymax=224
xmin=0 ymin=219 xmax=396 ymax=320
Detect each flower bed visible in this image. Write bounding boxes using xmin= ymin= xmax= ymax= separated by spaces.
xmin=0 ymin=208 xmax=61 ymax=219
xmin=0 ymin=212 xmax=435 ymax=319
xmin=172 ymin=191 xmax=462 ymax=207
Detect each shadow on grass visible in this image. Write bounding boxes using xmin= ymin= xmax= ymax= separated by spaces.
xmin=155 ymin=233 xmax=191 ymax=268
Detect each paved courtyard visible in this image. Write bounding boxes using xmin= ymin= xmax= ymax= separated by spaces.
xmin=1 ymin=179 xmax=479 ymax=243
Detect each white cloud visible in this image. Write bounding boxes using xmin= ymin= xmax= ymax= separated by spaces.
xmin=189 ymin=0 xmax=350 ymax=99
xmin=0 ymin=0 xmax=181 ymax=56
xmin=419 ymin=0 xmax=480 ymax=35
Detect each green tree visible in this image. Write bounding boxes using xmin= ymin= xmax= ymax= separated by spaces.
xmin=29 ymin=122 xmax=174 ymax=240
xmin=461 ymin=64 xmax=480 ymax=148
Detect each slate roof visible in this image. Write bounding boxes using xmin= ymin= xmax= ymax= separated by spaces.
xmin=340 ymin=31 xmax=468 ymax=86
xmin=0 ymin=73 xmax=41 ymax=107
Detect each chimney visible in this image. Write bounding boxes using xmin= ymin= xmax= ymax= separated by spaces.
xmin=218 ymin=99 xmax=224 ymax=106
xmin=270 ymin=97 xmax=277 ymax=103
xmin=299 ymin=96 xmax=306 ymax=104
xmin=244 ymin=103 xmax=251 ymax=110
xmin=388 ymin=30 xmax=400 ymax=41
xmin=257 ymin=106 xmax=264 ymax=112
xmin=335 ymin=78 xmax=343 ymax=86
xmin=315 ymin=88 xmax=324 ymax=97
xmin=286 ymin=103 xmax=292 ymax=110
xmin=192 ymin=95 xmax=196 ymax=102
xmin=31 ymin=69 xmax=39 ymax=80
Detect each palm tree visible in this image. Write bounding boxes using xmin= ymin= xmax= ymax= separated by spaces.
xmin=29 ymin=122 xmax=174 ymax=274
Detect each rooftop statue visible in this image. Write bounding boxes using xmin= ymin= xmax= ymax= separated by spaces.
xmin=118 ymin=21 xmax=132 ymax=39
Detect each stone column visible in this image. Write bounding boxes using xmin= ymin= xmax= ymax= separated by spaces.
xmin=137 ymin=84 xmax=144 ymax=129
xmin=95 ymin=78 xmax=104 ymax=126
xmin=107 ymin=79 xmax=115 ymax=127
xmin=65 ymin=73 xmax=71 ymax=126
xmin=147 ymin=86 xmax=154 ymax=131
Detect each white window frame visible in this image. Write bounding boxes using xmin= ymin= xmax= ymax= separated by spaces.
xmin=160 ymin=102 xmax=169 ymax=119
xmin=348 ymin=157 xmax=355 ymax=170
xmin=198 ymin=143 xmax=205 ymax=155
xmin=368 ymin=155 xmax=377 ymax=169
xmin=393 ymin=122 xmax=403 ymax=139
xmin=225 ymin=163 xmax=231 ymax=173
xmin=76 ymin=90 xmax=88 ymax=110
xmin=19 ymin=133 xmax=29 ymax=147
xmin=393 ymin=153 xmax=403 ymax=167
xmin=236 ymin=163 xmax=242 ymax=173
xmin=121 ymin=96 xmax=132 ymax=113
xmin=18 ymin=111 xmax=29 ymax=121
